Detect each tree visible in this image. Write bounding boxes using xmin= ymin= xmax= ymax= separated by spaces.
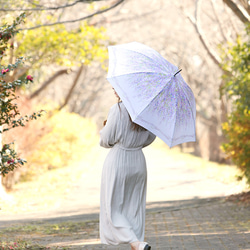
xmin=13 ymin=19 xmax=109 ymax=106
xmin=0 ymin=5 xmax=112 ymax=188
xmin=223 ymin=0 xmax=250 ymax=23
xmin=0 ymin=0 xmax=121 ymax=113
xmin=0 ymin=12 xmax=110 ymax=112
xmin=0 ymin=0 xmax=125 ymax=29
xmin=2 ymin=0 xmax=248 ymax=165
xmin=0 ymin=13 xmax=43 ymax=195
xmin=171 ymin=0 xmax=248 ymax=161
xmin=221 ymin=24 xmax=250 ymax=185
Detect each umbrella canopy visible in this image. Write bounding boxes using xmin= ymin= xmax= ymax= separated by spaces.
xmin=107 ymin=42 xmax=196 ymax=148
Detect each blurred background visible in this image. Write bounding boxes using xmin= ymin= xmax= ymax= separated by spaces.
xmin=0 ymin=0 xmax=249 ymax=212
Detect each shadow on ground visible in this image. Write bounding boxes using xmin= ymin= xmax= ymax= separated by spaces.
xmin=0 ymin=196 xmax=249 ymax=249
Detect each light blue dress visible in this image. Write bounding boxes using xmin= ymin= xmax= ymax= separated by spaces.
xmin=99 ymin=102 xmax=156 ymax=245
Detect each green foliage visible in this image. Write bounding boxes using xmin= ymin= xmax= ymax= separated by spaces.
xmin=25 ymin=110 xmax=98 ymax=178
xmin=16 ymin=20 xmax=109 ymax=68
xmin=222 ymin=108 xmax=250 ymax=181
xmin=0 ymin=77 xmax=43 ymax=133
xmin=0 ymin=14 xmax=44 ymax=176
xmin=1 ymin=11 xmax=107 ymax=180
xmin=0 ymin=13 xmax=26 ymax=57
xmin=221 ymin=24 xmax=250 ymax=109
xmin=221 ymin=24 xmax=250 ymax=185
xmin=1 ymin=142 xmax=26 ymax=176
xmin=1 ymin=1 xmax=109 ymax=72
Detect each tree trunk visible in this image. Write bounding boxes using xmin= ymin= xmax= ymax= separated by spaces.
xmin=30 ymin=69 xmax=69 ymax=99
xmin=223 ymin=0 xmax=250 ymax=23
xmin=58 ymin=64 xmax=85 ymax=111
xmin=238 ymin=0 xmax=250 ymax=15
xmin=208 ymin=116 xmax=221 ymax=162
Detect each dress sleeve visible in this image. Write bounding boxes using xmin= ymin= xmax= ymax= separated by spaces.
xmin=99 ymin=104 xmax=121 ymax=148
xmin=143 ymin=132 xmax=156 ymax=148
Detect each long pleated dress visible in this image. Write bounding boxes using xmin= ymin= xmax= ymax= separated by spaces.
xmin=99 ymin=102 xmax=156 ymax=245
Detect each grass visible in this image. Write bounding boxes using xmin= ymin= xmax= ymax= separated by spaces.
xmin=0 ymin=239 xmax=47 ymax=250
xmin=0 ymin=220 xmax=98 ymax=236
xmin=0 ymin=239 xmax=64 ymax=250
xmin=0 ymin=220 xmax=99 ymax=249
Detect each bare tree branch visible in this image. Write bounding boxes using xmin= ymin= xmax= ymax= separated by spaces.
xmin=30 ymin=69 xmax=70 ymax=99
xmin=58 ymin=64 xmax=85 ymax=111
xmin=223 ymin=2 xmax=241 ymax=35
xmin=223 ymin=0 xmax=250 ymax=23
xmin=187 ymin=0 xmax=222 ymax=66
xmin=16 ymin=0 xmax=125 ymax=30
xmin=81 ymin=82 xmax=105 ymax=116
xmin=0 ymin=0 xmax=104 ymax=11
xmin=210 ymin=0 xmax=229 ymax=42
xmin=238 ymin=0 xmax=250 ymax=15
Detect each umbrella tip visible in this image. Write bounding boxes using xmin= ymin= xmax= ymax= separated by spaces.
xmin=174 ymin=69 xmax=182 ymax=77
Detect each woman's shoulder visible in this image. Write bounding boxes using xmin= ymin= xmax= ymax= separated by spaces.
xmin=108 ymin=102 xmax=122 ymax=117
xmin=110 ymin=102 xmax=126 ymax=112
xmin=108 ymin=102 xmax=129 ymax=121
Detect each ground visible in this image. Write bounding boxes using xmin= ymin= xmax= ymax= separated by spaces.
xmin=0 ymin=140 xmax=249 ymax=249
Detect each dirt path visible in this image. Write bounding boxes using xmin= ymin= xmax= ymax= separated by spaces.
xmin=0 ymin=142 xmax=245 ymax=223
xmin=0 ymin=142 xmax=248 ymax=249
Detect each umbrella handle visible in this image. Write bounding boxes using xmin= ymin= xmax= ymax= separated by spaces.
xmin=174 ymin=69 xmax=182 ymax=77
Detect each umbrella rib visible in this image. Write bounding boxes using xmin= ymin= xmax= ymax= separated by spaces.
xmin=170 ymin=82 xmax=196 ymax=147
xmin=107 ymin=71 xmax=170 ymax=79
xmin=181 ymin=85 xmax=196 ymax=135
xmin=134 ymin=77 xmax=170 ymax=118
xmin=170 ymin=104 xmax=177 ymax=148
xmin=115 ymin=47 xmax=168 ymax=71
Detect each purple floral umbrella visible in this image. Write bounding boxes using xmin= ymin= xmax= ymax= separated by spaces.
xmin=107 ymin=42 xmax=196 ymax=148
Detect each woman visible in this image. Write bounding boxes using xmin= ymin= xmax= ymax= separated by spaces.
xmin=99 ymin=89 xmax=156 ymax=250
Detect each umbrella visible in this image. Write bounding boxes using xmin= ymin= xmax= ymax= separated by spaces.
xmin=107 ymin=42 xmax=196 ymax=148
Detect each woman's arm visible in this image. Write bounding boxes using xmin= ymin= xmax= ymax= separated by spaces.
xmin=99 ymin=104 xmax=120 ymax=148
xmin=143 ymin=132 xmax=156 ymax=148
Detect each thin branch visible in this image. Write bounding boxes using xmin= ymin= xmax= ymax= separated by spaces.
xmin=72 ymin=74 xmax=103 ymax=114
xmin=25 ymin=0 xmax=46 ymax=8
xmin=19 ymin=0 xmax=125 ymax=30
xmin=175 ymin=0 xmax=221 ymax=67
xmin=190 ymin=0 xmax=221 ymax=66
xmin=58 ymin=64 xmax=85 ymax=111
xmin=210 ymin=0 xmax=229 ymax=42
xmin=223 ymin=0 xmax=250 ymax=23
xmin=82 ymin=81 xmax=105 ymax=114
xmin=30 ymin=69 xmax=70 ymax=99
xmin=223 ymin=1 xmax=240 ymax=35
xmin=90 ymin=4 xmax=161 ymax=26
xmin=0 ymin=0 xmax=103 ymax=11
